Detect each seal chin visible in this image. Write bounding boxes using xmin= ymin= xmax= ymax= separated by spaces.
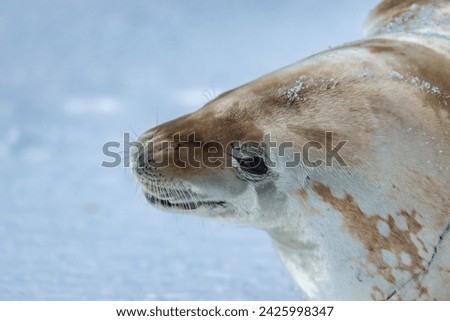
xmin=143 ymin=192 xmax=228 ymax=212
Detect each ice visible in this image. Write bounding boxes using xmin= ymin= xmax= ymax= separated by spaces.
xmin=389 ymin=69 xmax=404 ymax=80
xmin=0 ymin=0 xmax=380 ymax=300
xmin=421 ymin=81 xmax=432 ymax=90
xmin=431 ymin=86 xmax=441 ymax=94
xmin=360 ymin=69 xmax=375 ymax=78
xmin=407 ymin=76 xmax=447 ymax=100
xmin=285 ymin=81 xmax=305 ymax=103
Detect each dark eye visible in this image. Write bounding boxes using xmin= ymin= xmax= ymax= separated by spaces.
xmin=238 ymin=156 xmax=268 ymax=175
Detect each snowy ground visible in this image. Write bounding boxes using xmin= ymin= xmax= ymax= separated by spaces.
xmin=0 ymin=0 xmax=379 ymax=300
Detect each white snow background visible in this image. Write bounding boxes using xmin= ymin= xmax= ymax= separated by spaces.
xmin=0 ymin=0 xmax=379 ymax=300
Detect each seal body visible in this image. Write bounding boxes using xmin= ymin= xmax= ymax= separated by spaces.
xmin=132 ymin=0 xmax=450 ymax=300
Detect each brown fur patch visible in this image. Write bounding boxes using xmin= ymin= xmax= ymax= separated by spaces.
xmin=288 ymin=127 xmax=330 ymax=145
xmin=140 ymin=106 xmax=265 ymax=179
xmin=354 ymin=38 xmax=450 ymax=123
xmin=313 ymin=181 xmax=430 ymax=299
xmin=297 ymin=189 xmax=308 ymax=202
xmin=371 ymin=286 xmax=386 ymax=300
xmin=374 ymin=0 xmax=431 ymax=16
xmin=295 ymin=189 xmax=323 ymax=216
xmin=364 ymin=39 xmax=450 ymax=97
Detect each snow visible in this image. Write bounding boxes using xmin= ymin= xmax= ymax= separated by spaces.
xmin=283 ymin=76 xmax=341 ymax=103
xmin=0 ymin=0 xmax=380 ymax=300
xmin=422 ymin=81 xmax=432 ymax=90
xmin=380 ymin=4 xmax=436 ymax=34
xmin=431 ymin=86 xmax=441 ymax=95
xmin=285 ymin=81 xmax=305 ymax=103
xmin=396 ymin=74 xmax=447 ymax=101
xmin=389 ymin=69 xmax=404 ymax=80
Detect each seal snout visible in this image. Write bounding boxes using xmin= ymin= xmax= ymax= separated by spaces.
xmin=132 ymin=129 xmax=168 ymax=172
xmin=135 ymin=145 xmax=148 ymax=169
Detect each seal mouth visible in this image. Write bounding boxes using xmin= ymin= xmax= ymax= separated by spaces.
xmin=144 ymin=192 xmax=227 ymax=211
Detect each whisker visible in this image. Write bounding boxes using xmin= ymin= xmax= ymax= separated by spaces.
xmin=156 ymin=182 xmax=163 ymax=201
xmin=175 ymin=184 xmax=189 ymax=210
xmin=188 ymin=188 xmax=198 ymax=210
xmin=127 ymin=126 xmax=139 ymax=141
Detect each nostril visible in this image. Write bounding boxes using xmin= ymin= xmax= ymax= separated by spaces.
xmin=132 ymin=136 xmax=167 ymax=170
xmin=137 ymin=147 xmax=148 ymax=168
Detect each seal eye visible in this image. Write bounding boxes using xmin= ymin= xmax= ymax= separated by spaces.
xmin=238 ymin=156 xmax=268 ymax=175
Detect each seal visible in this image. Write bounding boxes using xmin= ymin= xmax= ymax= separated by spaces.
xmin=132 ymin=0 xmax=450 ymax=300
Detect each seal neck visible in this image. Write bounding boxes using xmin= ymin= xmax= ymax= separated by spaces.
xmin=268 ymin=226 xmax=327 ymax=300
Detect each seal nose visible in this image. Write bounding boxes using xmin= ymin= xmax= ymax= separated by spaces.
xmin=133 ymin=129 xmax=171 ymax=172
xmin=132 ymin=130 xmax=157 ymax=170
xmin=133 ymin=135 xmax=161 ymax=170
xmin=136 ymin=146 xmax=147 ymax=169
xmin=129 ymin=144 xmax=147 ymax=172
